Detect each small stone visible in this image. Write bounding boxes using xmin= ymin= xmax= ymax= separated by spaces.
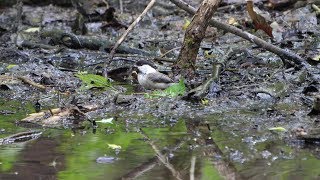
xmin=96 ymin=156 xmax=117 ymax=164
xmin=114 ymin=94 xmax=136 ymax=105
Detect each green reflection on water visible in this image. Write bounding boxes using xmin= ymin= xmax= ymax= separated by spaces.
xmin=57 ymin=121 xmax=148 ymax=180
xmin=201 ymin=159 xmax=222 ymax=180
xmin=0 ymin=98 xmax=34 ymax=172
xmin=1 ymin=98 xmax=319 ymax=180
xmin=57 ymin=118 xmax=191 ymax=179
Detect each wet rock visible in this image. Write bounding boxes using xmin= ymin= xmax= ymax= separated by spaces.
xmin=40 ymin=73 xmax=55 ymax=85
xmin=0 ymin=84 xmax=11 ymax=90
xmin=256 ymin=92 xmax=273 ymax=100
xmin=261 ymin=150 xmax=272 ymax=159
xmin=302 ymin=85 xmax=318 ymax=95
xmin=308 ymin=96 xmax=320 ymax=116
xmin=297 ymin=128 xmax=320 ymax=143
xmin=0 ymin=128 xmax=5 ymax=132
xmin=207 ymin=81 xmax=221 ymax=98
xmin=0 ymin=48 xmax=29 ymax=63
xmin=0 ymin=75 xmax=21 ymax=91
xmin=114 ymin=94 xmax=136 ymax=105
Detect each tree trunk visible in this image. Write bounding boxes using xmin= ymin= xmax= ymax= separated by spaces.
xmin=173 ymin=0 xmax=221 ymax=79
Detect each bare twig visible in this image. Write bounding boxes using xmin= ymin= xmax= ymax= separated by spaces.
xmin=160 ymin=47 xmax=181 ymax=58
xmin=169 ymin=0 xmax=310 ymax=69
xmin=312 ymin=4 xmax=320 ymax=15
xmin=17 ymin=76 xmax=46 ymax=90
xmin=109 ymin=0 xmax=157 ymax=59
xmin=102 ymin=0 xmax=109 ymax=8
xmin=153 ymin=57 xmax=176 ymax=63
xmin=119 ymin=0 xmax=123 ymax=14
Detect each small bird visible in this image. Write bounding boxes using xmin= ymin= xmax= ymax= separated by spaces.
xmin=133 ymin=60 xmax=175 ymax=90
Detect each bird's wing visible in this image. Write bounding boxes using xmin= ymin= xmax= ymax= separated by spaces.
xmin=147 ymin=72 xmax=174 ymax=83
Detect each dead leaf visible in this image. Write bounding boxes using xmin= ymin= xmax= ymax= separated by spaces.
xmin=247 ymin=1 xmax=273 ymax=37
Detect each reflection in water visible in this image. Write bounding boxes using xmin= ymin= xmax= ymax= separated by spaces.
xmin=0 ymin=137 xmax=65 ymax=179
xmin=0 ymin=116 xmax=320 ymax=179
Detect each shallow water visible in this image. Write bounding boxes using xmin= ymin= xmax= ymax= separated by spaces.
xmin=0 ymin=99 xmax=319 ymax=180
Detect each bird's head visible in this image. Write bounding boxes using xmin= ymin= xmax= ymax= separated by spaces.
xmin=133 ymin=60 xmax=157 ymax=74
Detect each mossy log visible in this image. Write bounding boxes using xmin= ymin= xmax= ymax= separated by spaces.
xmin=41 ymin=30 xmax=151 ymax=55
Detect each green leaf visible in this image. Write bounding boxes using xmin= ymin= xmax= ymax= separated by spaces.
xmin=268 ymin=127 xmax=286 ymax=132
xmin=75 ymin=72 xmax=113 ymax=90
xmin=201 ymin=98 xmax=209 ymax=105
xmin=182 ymin=18 xmax=191 ymax=30
xmin=164 ymin=79 xmax=186 ymax=96
xmin=6 ymin=64 xmax=17 ymax=69
xmin=145 ymin=79 xmax=186 ymax=98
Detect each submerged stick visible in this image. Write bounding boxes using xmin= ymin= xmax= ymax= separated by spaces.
xmin=0 ymin=131 xmax=42 ymax=145
xmin=139 ymin=129 xmax=183 ymax=180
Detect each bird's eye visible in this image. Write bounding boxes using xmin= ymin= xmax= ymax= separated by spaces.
xmin=132 ymin=66 xmax=140 ymax=73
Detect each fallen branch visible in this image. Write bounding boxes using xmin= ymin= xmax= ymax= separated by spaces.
xmin=40 ymin=30 xmax=151 ymax=55
xmin=109 ymin=0 xmax=157 ymax=59
xmin=169 ymin=0 xmax=309 ymax=69
xmin=17 ymin=76 xmax=46 ymax=90
xmin=0 ymin=131 xmax=42 ymax=145
xmin=21 ymin=40 xmax=57 ymax=50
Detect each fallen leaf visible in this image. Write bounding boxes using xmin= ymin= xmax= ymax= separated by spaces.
xmin=6 ymin=64 xmax=17 ymax=69
xmin=24 ymin=27 xmax=40 ymax=33
xmin=247 ymin=1 xmax=273 ymax=37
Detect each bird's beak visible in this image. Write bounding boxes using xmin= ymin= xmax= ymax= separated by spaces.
xmin=131 ymin=66 xmax=138 ymax=79
xmin=131 ymin=71 xmax=138 ymax=79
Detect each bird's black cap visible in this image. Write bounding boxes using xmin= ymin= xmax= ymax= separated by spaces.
xmin=135 ymin=60 xmax=157 ymax=69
